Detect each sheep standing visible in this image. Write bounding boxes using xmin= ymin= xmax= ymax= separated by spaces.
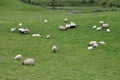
xmin=52 ymin=45 xmax=57 ymax=53
xmin=22 ymin=58 xmax=35 ymax=65
xmin=14 ymin=54 xmax=22 ymax=60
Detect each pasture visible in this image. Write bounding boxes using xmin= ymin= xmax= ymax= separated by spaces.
xmin=0 ymin=0 xmax=120 ymax=80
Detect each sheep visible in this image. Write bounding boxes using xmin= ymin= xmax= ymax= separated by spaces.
xmin=96 ymin=27 xmax=102 ymax=30
xmin=14 ymin=54 xmax=22 ymax=60
xmin=65 ymin=24 xmax=71 ymax=29
xmin=22 ymin=58 xmax=35 ymax=65
xmin=106 ymin=28 xmax=111 ymax=32
xmin=18 ymin=28 xmax=30 ymax=34
xmin=46 ymin=35 xmax=50 ymax=39
xmin=88 ymin=46 xmax=93 ymax=50
xmin=11 ymin=28 xmax=16 ymax=32
xmin=89 ymin=41 xmax=97 ymax=46
xmin=69 ymin=22 xmax=76 ymax=29
xmin=99 ymin=21 xmax=104 ymax=26
xmin=64 ymin=18 xmax=68 ymax=22
xmin=98 ymin=41 xmax=105 ymax=45
xmin=102 ymin=23 xmax=109 ymax=28
xmin=59 ymin=26 xmax=67 ymax=30
xmin=44 ymin=20 xmax=48 ymax=23
xmin=92 ymin=25 xmax=97 ymax=29
xmin=32 ymin=34 xmax=41 ymax=37
xmin=19 ymin=23 xmax=22 ymax=27
xmin=92 ymin=43 xmax=99 ymax=48
xmin=52 ymin=45 xmax=57 ymax=53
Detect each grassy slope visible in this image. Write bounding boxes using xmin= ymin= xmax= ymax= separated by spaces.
xmin=0 ymin=0 xmax=120 ymax=80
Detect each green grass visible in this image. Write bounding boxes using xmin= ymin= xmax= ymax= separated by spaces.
xmin=0 ymin=0 xmax=120 ymax=80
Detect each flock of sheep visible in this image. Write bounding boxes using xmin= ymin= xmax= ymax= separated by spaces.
xmin=10 ymin=18 xmax=110 ymax=66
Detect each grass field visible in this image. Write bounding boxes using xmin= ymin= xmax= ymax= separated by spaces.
xmin=0 ymin=0 xmax=120 ymax=80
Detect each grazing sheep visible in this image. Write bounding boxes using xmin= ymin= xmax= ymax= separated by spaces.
xmin=46 ymin=35 xmax=50 ymax=39
xmin=22 ymin=58 xmax=35 ymax=65
xmin=19 ymin=23 xmax=22 ymax=27
xmin=14 ymin=54 xmax=22 ymax=60
xmin=92 ymin=25 xmax=97 ymax=29
xmin=59 ymin=26 xmax=67 ymax=30
xmin=98 ymin=41 xmax=105 ymax=45
xmin=32 ymin=34 xmax=41 ymax=37
xmin=65 ymin=24 xmax=71 ymax=29
xmin=11 ymin=28 xmax=16 ymax=32
xmin=52 ymin=45 xmax=57 ymax=53
xmin=44 ymin=20 xmax=48 ymax=23
xmin=106 ymin=28 xmax=111 ymax=32
xmin=88 ymin=46 xmax=93 ymax=50
xmin=18 ymin=28 xmax=30 ymax=34
xmin=64 ymin=18 xmax=68 ymax=22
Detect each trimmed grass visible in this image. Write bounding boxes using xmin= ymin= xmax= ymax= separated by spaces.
xmin=0 ymin=0 xmax=120 ymax=80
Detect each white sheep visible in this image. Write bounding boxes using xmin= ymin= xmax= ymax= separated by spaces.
xmin=92 ymin=43 xmax=99 ymax=48
xmin=64 ymin=18 xmax=68 ymax=22
xmin=11 ymin=28 xmax=16 ymax=32
xmin=106 ymin=28 xmax=111 ymax=32
xmin=32 ymin=34 xmax=41 ymax=37
xmin=98 ymin=41 xmax=105 ymax=45
xmin=22 ymin=58 xmax=35 ymax=65
xmin=19 ymin=23 xmax=22 ymax=27
xmin=59 ymin=25 xmax=67 ymax=30
xmin=89 ymin=41 xmax=97 ymax=46
xmin=14 ymin=54 xmax=22 ymax=60
xmin=92 ymin=25 xmax=97 ymax=29
xmin=65 ymin=24 xmax=71 ymax=29
xmin=96 ymin=27 xmax=102 ymax=30
xmin=88 ymin=46 xmax=93 ymax=50
xmin=99 ymin=21 xmax=104 ymax=26
xmin=46 ymin=35 xmax=50 ymax=39
xmin=102 ymin=23 xmax=109 ymax=28
xmin=52 ymin=45 xmax=57 ymax=53
xmin=44 ymin=20 xmax=48 ymax=23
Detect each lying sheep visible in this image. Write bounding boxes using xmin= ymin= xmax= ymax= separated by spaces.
xmin=11 ymin=28 xmax=16 ymax=32
xmin=89 ymin=41 xmax=97 ymax=46
xmin=59 ymin=26 xmax=67 ymax=30
xmin=32 ymin=34 xmax=41 ymax=37
xmin=106 ymin=28 xmax=111 ymax=32
xmin=44 ymin=20 xmax=48 ymax=23
xmin=18 ymin=28 xmax=29 ymax=34
xmin=99 ymin=21 xmax=104 ymax=26
xmin=22 ymin=58 xmax=35 ymax=65
xmin=69 ymin=22 xmax=76 ymax=29
xmin=64 ymin=18 xmax=68 ymax=22
xmin=52 ymin=45 xmax=57 ymax=53
xmin=14 ymin=54 xmax=22 ymax=60
xmin=92 ymin=25 xmax=97 ymax=29
xmin=102 ymin=23 xmax=109 ymax=28
xmin=98 ymin=41 xmax=105 ymax=45
xmin=88 ymin=46 xmax=93 ymax=50
xmin=46 ymin=35 xmax=50 ymax=39
xmin=19 ymin=23 xmax=23 ymax=27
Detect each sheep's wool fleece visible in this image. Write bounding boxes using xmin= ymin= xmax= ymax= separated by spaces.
xmin=23 ymin=58 xmax=35 ymax=65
